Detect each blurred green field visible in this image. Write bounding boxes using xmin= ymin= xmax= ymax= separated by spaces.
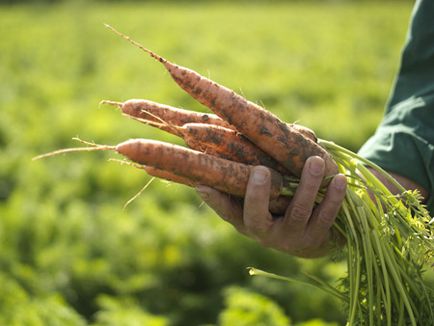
xmin=0 ymin=1 xmax=426 ymax=325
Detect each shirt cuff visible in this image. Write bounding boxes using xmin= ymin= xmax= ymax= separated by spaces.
xmin=358 ymin=128 xmax=434 ymax=216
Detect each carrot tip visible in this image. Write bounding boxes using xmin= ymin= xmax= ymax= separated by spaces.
xmin=104 ymin=23 xmax=167 ymax=64
xmin=99 ymin=100 xmax=123 ymax=109
xmin=32 ymin=137 xmax=115 ymax=161
xmin=32 ymin=145 xmax=114 ymax=161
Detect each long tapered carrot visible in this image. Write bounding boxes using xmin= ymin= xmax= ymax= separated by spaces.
xmin=105 ymin=25 xmax=337 ymax=178
xmin=115 ymin=138 xmax=283 ymax=199
xmin=102 ymin=99 xmax=233 ymax=137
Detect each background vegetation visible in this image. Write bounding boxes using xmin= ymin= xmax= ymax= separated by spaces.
xmin=1 ymin=1 xmax=431 ymax=325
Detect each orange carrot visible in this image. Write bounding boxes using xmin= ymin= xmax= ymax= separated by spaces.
xmin=106 ymin=25 xmax=337 ymax=178
xmin=102 ymin=99 xmax=233 ymax=136
xmin=115 ymin=138 xmax=283 ymax=199
xmin=180 ymin=123 xmax=289 ymax=174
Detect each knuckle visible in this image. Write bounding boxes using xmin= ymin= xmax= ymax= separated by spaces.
xmin=302 ymin=179 xmax=321 ymax=194
xmin=245 ymin=189 xmax=269 ymax=209
xmin=289 ymin=203 xmax=311 ymax=221
xmin=317 ymin=211 xmax=336 ymax=226
xmin=318 ymin=200 xmax=342 ymax=223
xmin=328 ymin=190 xmax=345 ymax=205
xmin=245 ymin=215 xmax=273 ymax=235
xmin=245 ymin=190 xmax=265 ymax=204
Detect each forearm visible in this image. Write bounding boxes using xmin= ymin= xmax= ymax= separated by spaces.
xmin=370 ymin=169 xmax=429 ymax=200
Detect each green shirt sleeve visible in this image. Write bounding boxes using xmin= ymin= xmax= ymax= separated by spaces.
xmin=358 ymin=0 xmax=434 ymax=215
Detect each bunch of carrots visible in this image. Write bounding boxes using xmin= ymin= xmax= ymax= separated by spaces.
xmin=35 ymin=26 xmax=434 ymax=325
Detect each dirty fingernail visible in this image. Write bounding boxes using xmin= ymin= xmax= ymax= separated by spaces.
xmin=333 ymin=174 xmax=347 ymax=191
xmin=308 ymin=156 xmax=324 ymax=176
xmin=252 ymin=168 xmax=268 ymax=185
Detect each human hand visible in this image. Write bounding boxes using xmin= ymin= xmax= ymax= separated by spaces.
xmin=196 ymin=156 xmax=347 ymax=258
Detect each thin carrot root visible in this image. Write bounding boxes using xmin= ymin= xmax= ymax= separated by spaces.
xmin=123 ymin=113 xmax=183 ymax=137
xmin=123 ymin=177 xmax=155 ymax=210
xmin=33 ymin=137 xmax=114 ymax=161
xmin=71 ymin=137 xmax=108 ymax=147
xmin=32 ymin=145 xmax=114 ymax=161
xmin=104 ymin=24 xmax=166 ymax=63
xmin=100 ymin=100 xmax=123 ymax=109
xmin=109 ymin=158 xmax=159 ymax=207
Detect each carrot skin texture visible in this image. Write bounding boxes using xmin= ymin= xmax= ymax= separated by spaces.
xmin=289 ymin=124 xmax=317 ymax=142
xmin=115 ymin=139 xmax=283 ymax=199
xmin=158 ymin=60 xmax=337 ymax=177
xmin=143 ymin=166 xmax=196 ymax=187
xmin=181 ymin=123 xmax=289 ymax=174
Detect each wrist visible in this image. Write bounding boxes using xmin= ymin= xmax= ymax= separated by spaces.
xmin=368 ymin=168 xmax=428 ymax=200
